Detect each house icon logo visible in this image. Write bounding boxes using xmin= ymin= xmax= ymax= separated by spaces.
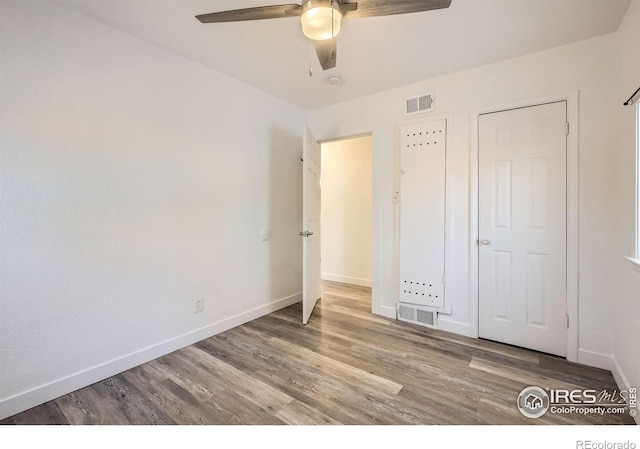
xmin=525 ymin=394 xmax=543 ymax=410
xmin=517 ymin=386 xmax=550 ymax=418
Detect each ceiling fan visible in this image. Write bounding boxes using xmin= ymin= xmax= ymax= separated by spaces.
xmin=196 ymin=0 xmax=452 ymax=71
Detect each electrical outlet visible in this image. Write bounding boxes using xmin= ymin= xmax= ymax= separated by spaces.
xmin=194 ymin=298 xmax=204 ymax=314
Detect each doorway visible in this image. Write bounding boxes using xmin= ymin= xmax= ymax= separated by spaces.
xmin=478 ymin=101 xmax=568 ymax=357
xmin=320 ymin=134 xmax=374 ymax=312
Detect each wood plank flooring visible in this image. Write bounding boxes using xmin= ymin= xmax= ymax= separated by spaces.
xmin=2 ymin=281 xmax=634 ymax=425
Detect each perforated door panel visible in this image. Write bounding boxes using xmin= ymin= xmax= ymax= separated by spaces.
xmin=399 ymin=120 xmax=446 ymax=308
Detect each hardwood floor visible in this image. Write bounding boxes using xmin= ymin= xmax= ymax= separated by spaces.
xmin=1 ymin=281 xmax=634 ymax=425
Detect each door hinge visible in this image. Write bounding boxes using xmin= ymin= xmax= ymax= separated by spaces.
xmin=565 ymin=121 xmax=570 ymax=136
xmin=565 ymin=314 xmax=570 ymax=329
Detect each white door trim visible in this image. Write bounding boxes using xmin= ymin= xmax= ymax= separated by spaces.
xmin=318 ymin=132 xmax=380 ymax=316
xmin=469 ymin=92 xmax=579 ymax=363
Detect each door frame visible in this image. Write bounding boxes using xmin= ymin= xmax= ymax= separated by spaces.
xmin=469 ymin=92 xmax=579 ymax=363
xmin=318 ymin=132 xmax=377 ymax=315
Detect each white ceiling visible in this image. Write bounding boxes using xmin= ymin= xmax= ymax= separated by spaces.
xmin=57 ymin=0 xmax=630 ymax=109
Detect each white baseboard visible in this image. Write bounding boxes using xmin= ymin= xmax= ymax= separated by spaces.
xmin=321 ymin=273 xmax=372 ymax=288
xmin=577 ymin=348 xmax=613 ymax=371
xmin=611 ymin=355 xmax=639 ymax=425
xmin=374 ymin=304 xmax=397 ymax=320
xmin=437 ymin=318 xmax=472 ymax=337
xmin=0 ymin=293 xmax=302 ymax=421
xmin=612 ymin=356 xmax=631 ymax=391
xmin=374 ymin=303 xmax=472 ymax=337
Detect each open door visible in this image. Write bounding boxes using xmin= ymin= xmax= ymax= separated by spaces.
xmin=301 ymin=126 xmax=321 ymax=324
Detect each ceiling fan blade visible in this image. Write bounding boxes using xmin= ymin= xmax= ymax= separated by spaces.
xmin=196 ymin=5 xmax=302 ymax=23
xmin=314 ymin=38 xmax=338 ymax=70
xmin=340 ymin=0 xmax=451 ymax=18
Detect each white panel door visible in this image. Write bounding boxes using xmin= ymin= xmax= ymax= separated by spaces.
xmin=399 ymin=119 xmax=447 ymax=308
xmin=302 ymin=126 xmax=321 ymax=324
xmin=478 ymin=102 xmax=567 ymax=356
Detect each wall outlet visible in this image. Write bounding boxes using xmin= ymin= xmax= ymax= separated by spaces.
xmin=194 ymin=298 xmax=204 ymax=314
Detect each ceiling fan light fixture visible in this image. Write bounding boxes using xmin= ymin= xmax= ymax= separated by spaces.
xmin=196 ymin=0 xmax=453 ymax=71
xmin=301 ymin=5 xmax=342 ymax=41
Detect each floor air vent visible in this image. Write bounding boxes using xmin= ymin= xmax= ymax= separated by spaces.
xmin=404 ymin=92 xmax=434 ymax=116
xmin=397 ymin=302 xmax=438 ymax=329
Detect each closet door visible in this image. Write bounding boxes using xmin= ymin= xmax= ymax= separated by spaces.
xmin=478 ymin=102 xmax=567 ymax=356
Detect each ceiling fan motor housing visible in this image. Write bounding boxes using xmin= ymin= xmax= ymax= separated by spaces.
xmin=301 ymin=0 xmax=343 ymax=41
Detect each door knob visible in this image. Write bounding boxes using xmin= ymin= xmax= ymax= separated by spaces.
xmin=299 ymin=231 xmax=314 ymax=237
xmin=480 ymin=239 xmax=491 ymax=245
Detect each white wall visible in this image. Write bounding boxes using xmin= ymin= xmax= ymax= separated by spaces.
xmin=321 ymin=136 xmax=373 ymax=287
xmin=612 ymin=0 xmax=640 ymax=422
xmin=0 ymin=2 xmax=304 ymax=419
xmin=1 ymin=0 xmax=636 ymax=423
xmin=309 ymin=32 xmax=620 ymax=361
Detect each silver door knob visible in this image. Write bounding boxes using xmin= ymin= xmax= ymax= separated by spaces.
xmin=481 ymin=239 xmax=491 ymax=245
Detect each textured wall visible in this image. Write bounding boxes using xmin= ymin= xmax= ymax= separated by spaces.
xmin=309 ymin=32 xmax=620 ymax=360
xmin=612 ymin=0 xmax=640 ymax=416
xmin=0 ymin=1 xmax=304 ymax=416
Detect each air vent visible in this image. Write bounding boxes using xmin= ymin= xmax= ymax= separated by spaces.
xmin=398 ymin=303 xmax=416 ymax=321
xmin=416 ymin=308 xmax=435 ymax=326
xmin=397 ymin=302 xmax=438 ymax=329
xmin=404 ymin=92 xmax=434 ymax=116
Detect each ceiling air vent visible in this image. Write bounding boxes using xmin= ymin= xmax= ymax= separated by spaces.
xmin=404 ymin=92 xmax=434 ymax=116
